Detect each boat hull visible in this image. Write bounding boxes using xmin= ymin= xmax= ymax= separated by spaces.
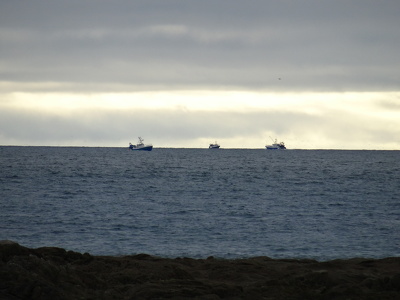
xmin=266 ymin=146 xmax=286 ymax=150
xmin=130 ymin=145 xmax=153 ymax=151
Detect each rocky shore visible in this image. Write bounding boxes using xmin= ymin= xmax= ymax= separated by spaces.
xmin=1 ymin=241 xmax=399 ymax=299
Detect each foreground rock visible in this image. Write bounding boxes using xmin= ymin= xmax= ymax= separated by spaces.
xmin=1 ymin=241 xmax=399 ymax=299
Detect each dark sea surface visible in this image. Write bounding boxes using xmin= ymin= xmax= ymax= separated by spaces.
xmin=1 ymin=146 xmax=399 ymax=260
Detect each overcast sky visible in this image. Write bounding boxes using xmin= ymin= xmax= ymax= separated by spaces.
xmin=1 ymin=0 xmax=399 ymax=149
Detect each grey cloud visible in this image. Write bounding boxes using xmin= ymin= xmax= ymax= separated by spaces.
xmin=1 ymin=0 xmax=399 ymax=91
xmin=378 ymin=98 xmax=400 ymax=110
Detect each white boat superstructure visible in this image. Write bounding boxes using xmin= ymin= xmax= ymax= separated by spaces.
xmin=266 ymin=138 xmax=286 ymax=150
xmin=209 ymin=141 xmax=220 ymax=149
xmin=129 ymin=137 xmax=153 ymax=151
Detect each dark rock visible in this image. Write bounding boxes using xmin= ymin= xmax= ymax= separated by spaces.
xmin=1 ymin=243 xmax=400 ymax=299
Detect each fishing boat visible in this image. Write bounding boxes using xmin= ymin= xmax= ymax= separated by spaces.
xmin=129 ymin=137 xmax=153 ymax=151
xmin=266 ymin=138 xmax=286 ymax=150
xmin=209 ymin=142 xmax=220 ymax=149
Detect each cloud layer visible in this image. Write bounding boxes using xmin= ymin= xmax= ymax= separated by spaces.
xmin=1 ymin=1 xmax=399 ymax=149
xmin=1 ymin=0 xmax=399 ymax=91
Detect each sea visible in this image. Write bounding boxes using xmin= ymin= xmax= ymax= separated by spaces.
xmin=1 ymin=146 xmax=399 ymax=261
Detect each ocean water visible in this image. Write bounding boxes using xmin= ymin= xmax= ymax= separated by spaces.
xmin=1 ymin=146 xmax=399 ymax=260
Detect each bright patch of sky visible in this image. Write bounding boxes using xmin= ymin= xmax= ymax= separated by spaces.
xmin=1 ymin=89 xmax=399 ymax=149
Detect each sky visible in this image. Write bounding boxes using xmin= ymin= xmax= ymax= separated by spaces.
xmin=1 ymin=0 xmax=399 ymax=149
